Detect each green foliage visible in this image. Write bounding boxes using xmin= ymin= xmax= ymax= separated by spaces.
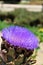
xmin=38 ymin=31 xmax=43 ymax=42
xmin=0 ymin=11 xmax=8 ymax=15
xmin=14 ymin=8 xmax=29 ymax=25
xmin=13 ymin=8 xmax=40 ymax=26
xmin=39 ymin=13 xmax=43 ymax=24
xmin=0 ymin=9 xmax=43 ymax=27
xmin=0 ymin=21 xmax=14 ymax=30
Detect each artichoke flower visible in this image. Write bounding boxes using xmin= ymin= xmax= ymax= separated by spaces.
xmin=1 ymin=26 xmax=39 ymax=65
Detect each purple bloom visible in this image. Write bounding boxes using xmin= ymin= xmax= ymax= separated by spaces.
xmin=2 ymin=26 xmax=39 ymax=50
